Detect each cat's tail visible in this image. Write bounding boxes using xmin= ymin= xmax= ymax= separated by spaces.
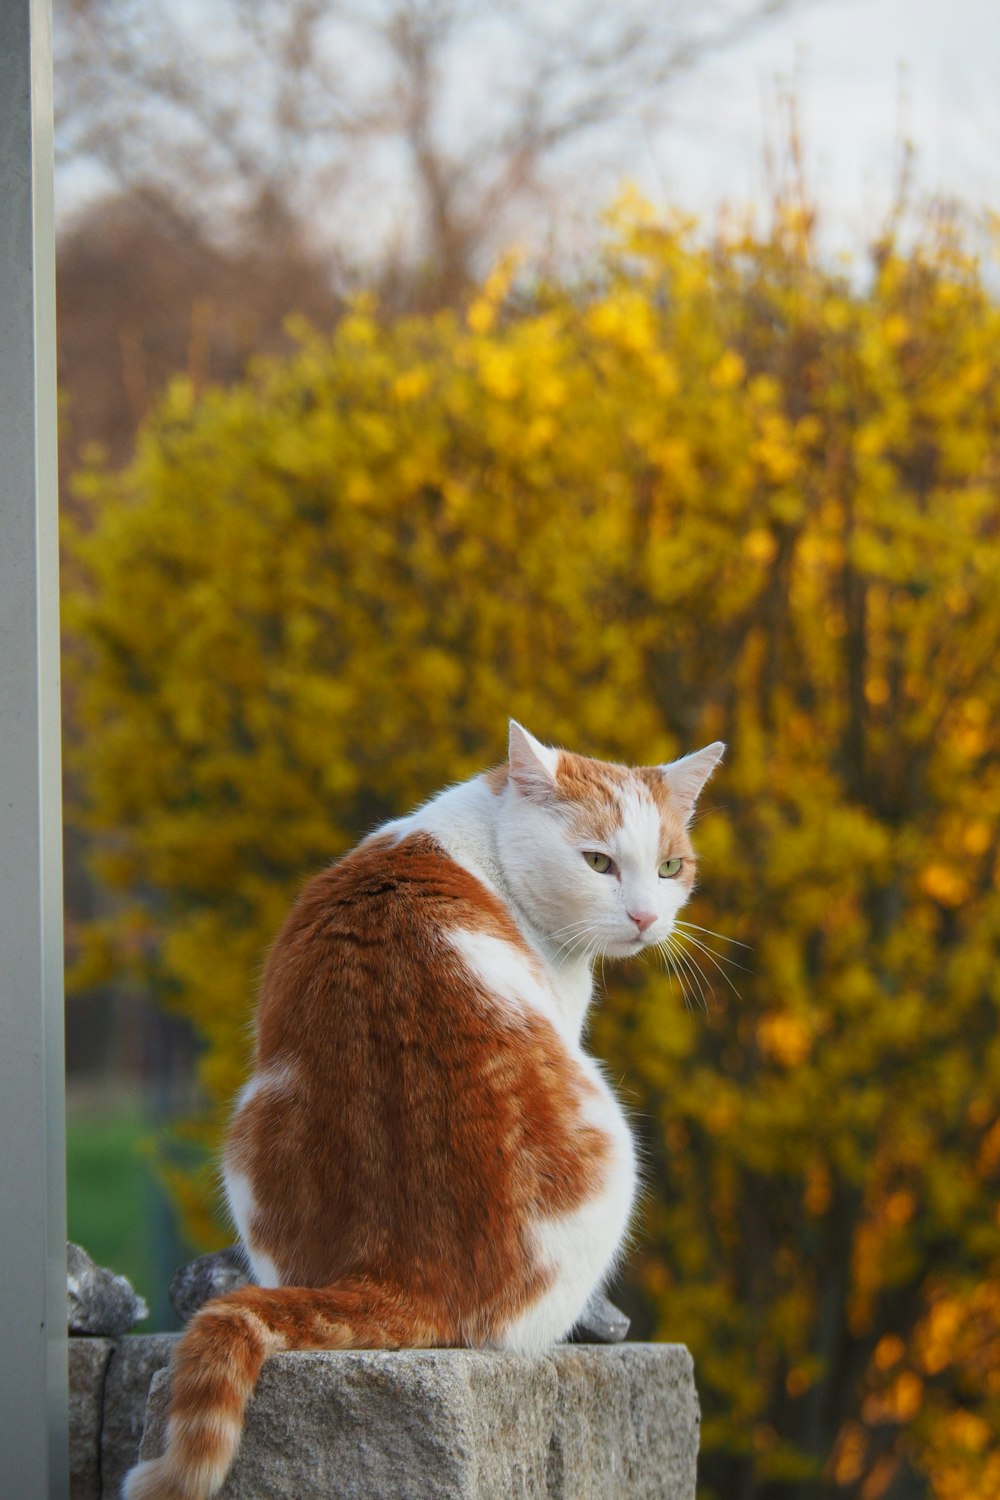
xmin=121 ymin=1280 xmax=442 ymax=1500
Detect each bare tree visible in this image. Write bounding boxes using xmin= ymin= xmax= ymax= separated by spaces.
xmin=56 ymin=0 xmax=803 ymax=305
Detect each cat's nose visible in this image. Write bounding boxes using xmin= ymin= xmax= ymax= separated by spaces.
xmin=628 ymin=910 xmax=657 ymax=933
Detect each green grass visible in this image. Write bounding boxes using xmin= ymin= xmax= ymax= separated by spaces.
xmin=66 ymin=1105 xmax=192 ymax=1329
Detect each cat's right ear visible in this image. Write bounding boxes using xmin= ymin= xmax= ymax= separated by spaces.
xmin=660 ymin=741 xmax=726 ymax=821
xmin=508 ymin=721 xmax=560 ymax=798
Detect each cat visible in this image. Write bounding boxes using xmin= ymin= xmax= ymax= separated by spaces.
xmin=123 ymin=722 xmax=723 ymax=1500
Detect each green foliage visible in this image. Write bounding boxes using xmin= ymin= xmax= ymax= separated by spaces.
xmin=66 ymin=1105 xmax=181 ymax=1325
xmin=64 ymin=204 xmax=1000 ymax=1497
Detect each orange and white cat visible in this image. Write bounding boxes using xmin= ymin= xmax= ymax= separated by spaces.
xmin=124 ymin=723 xmax=723 ymax=1500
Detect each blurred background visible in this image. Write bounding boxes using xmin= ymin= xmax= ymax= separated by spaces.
xmin=57 ymin=2 xmax=1000 ymax=1496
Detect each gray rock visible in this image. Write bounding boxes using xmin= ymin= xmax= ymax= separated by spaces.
xmin=101 ymin=1334 xmax=178 ymax=1500
xmin=169 ymin=1245 xmax=252 ymax=1323
xmin=69 ymin=1338 xmax=113 ymax=1500
xmin=139 ymin=1343 xmax=699 ymax=1499
xmin=67 ymin=1243 xmax=148 ymax=1337
xmin=568 ymin=1289 xmax=630 ymax=1343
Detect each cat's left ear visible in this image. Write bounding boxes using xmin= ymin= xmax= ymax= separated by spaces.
xmin=508 ymin=721 xmax=560 ymax=798
xmin=660 ymin=742 xmax=726 ymax=821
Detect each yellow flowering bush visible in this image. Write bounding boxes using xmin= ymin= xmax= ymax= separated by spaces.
xmin=64 ymin=205 xmax=1000 ymax=1498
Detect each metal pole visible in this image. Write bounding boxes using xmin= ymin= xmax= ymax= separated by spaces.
xmin=0 ymin=0 xmax=69 ymax=1494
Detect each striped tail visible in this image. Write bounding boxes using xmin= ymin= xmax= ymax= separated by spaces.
xmin=121 ymin=1281 xmax=441 ymax=1500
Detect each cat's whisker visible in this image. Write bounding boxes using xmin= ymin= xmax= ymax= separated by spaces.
xmin=551 ymin=932 xmax=594 ymax=954
xmin=655 ymin=939 xmax=694 ymax=1014
xmin=551 ymin=920 xmax=595 ymax=953
xmin=682 ymin=939 xmax=751 ymax=983
xmin=670 ymin=949 xmax=699 ymax=1017
xmin=550 ymin=918 xmax=596 ymax=940
xmin=674 ymin=932 xmax=752 ymax=975
xmin=674 ymin=919 xmax=752 ymax=952
xmin=672 ymin=941 xmax=728 ymax=1013
xmin=557 ymin=925 xmax=599 ymax=963
xmin=556 ymin=918 xmax=599 ymax=937
xmin=656 ymin=943 xmax=687 ymax=1011
xmin=573 ymin=931 xmax=596 ymax=965
xmin=674 ymin=930 xmax=744 ymax=1001
xmin=664 ymin=936 xmax=710 ymax=1015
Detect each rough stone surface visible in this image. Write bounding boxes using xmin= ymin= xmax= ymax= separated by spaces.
xmin=139 ymin=1343 xmax=699 ymax=1499
xmin=101 ymin=1334 xmax=178 ymax=1500
xmin=69 ymin=1337 xmax=113 ymax=1500
xmin=169 ymin=1246 xmax=251 ymax=1322
xmin=68 ymin=1242 xmax=149 ymax=1337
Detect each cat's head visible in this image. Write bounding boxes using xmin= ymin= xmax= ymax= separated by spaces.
xmin=494 ymin=722 xmax=724 ymax=961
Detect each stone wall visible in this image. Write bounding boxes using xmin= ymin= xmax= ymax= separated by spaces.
xmin=70 ymin=1337 xmax=699 ymax=1499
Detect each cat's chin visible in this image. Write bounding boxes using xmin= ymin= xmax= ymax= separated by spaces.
xmin=604 ymin=932 xmax=660 ymax=959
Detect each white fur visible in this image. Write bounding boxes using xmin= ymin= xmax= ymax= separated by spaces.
xmin=230 ymin=1062 xmax=297 ymax=1114
xmin=445 ymin=927 xmax=563 ymax=1032
xmin=223 ymin=1168 xmax=283 ymax=1288
xmin=223 ymin=1066 xmax=298 ymax=1288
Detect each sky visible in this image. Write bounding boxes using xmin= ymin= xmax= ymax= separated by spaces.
xmin=54 ymin=0 xmax=1000 ymax=265
xmin=629 ymin=0 xmax=1000 ymax=243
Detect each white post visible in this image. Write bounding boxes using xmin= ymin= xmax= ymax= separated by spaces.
xmin=0 ymin=0 xmax=68 ymax=1494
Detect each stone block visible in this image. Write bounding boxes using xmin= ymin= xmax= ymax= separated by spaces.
xmin=101 ymin=1334 xmax=178 ymax=1500
xmin=69 ymin=1338 xmax=113 ymax=1500
xmin=138 ymin=1343 xmax=699 ymax=1499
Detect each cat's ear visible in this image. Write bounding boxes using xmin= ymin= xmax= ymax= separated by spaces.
xmin=660 ymin=742 xmax=725 ymax=820
xmin=508 ymin=721 xmax=560 ymax=797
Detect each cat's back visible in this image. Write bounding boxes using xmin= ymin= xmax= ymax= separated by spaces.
xmin=254 ymin=799 xmax=529 ymax=1061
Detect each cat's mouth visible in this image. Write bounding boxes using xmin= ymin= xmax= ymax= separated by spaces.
xmin=605 ymin=930 xmax=657 ymax=957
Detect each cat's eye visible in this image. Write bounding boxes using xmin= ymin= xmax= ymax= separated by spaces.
xmin=583 ymin=851 xmax=614 ymax=874
xmin=659 ymin=857 xmax=683 ymax=878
